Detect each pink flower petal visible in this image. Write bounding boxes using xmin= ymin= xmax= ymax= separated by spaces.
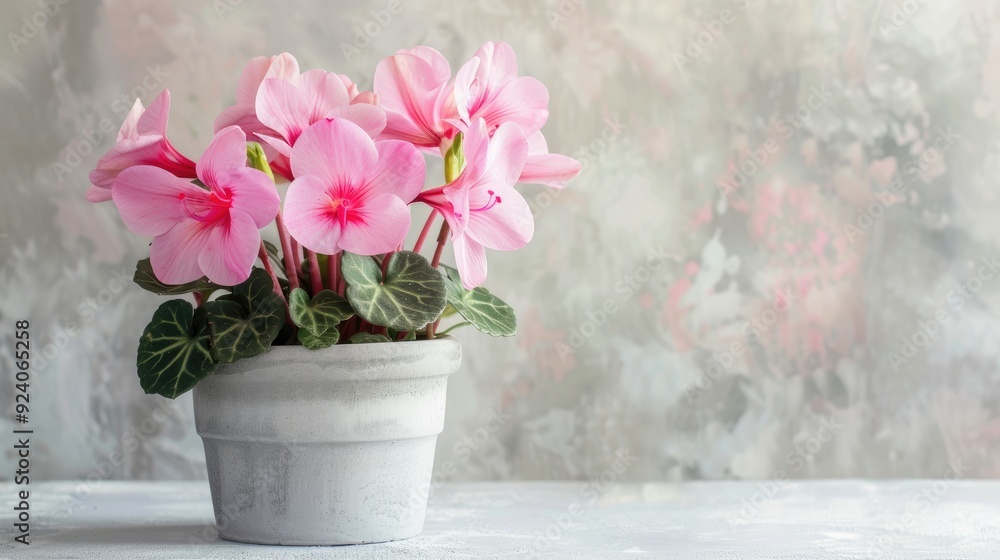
xmin=136 ymin=90 xmax=171 ymax=137
xmin=465 ymin=184 xmax=533 ymax=251
xmin=476 ymin=77 xmax=549 ymax=136
xmin=85 ymin=184 xmax=113 ymax=203
xmin=150 ymin=218 xmax=216 ymax=285
xmin=520 ymin=153 xmax=581 ymax=188
xmin=118 ymin=99 xmax=144 ymax=141
xmin=213 ymin=103 xmax=264 ymax=135
xmin=197 ymin=210 xmax=261 ymax=286
xmin=236 ymin=53 xmax=300 ymax=105
xmin=297 ymin=69 xmax=352 ymax=122
xmin=289 ymin=119 xmax=377 ymax=191
xmin=374 ymin=50 xmax=452 ymax=147
xmin=283 ymin=174 xmax=343 ymax=255
xmin=89 ymin=135 xmax=165 ymax=188
xmin=111 ymin=165 xmax=201 ymax=236
xmin=221 ymin=167 xmax=280 ymax=228
xmin=338 ymin=193 xmax=411 ymax=256
xmin=197 ymin=126 xmax=249 ymax=189
xmin=368 ymin=140 xmax=425 ymax=203
xmin=484 ymin=122 xmax=528 ymax=186
xmin=453 ymin=234 xmax=488 ymax=289
xmin=326 ymin=104 xmax=387 ymax=138
xmin=256 ymin=78 xmax=308 ymax=146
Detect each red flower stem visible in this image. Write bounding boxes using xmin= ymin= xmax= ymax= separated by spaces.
xmin=381 ymin=251 xmax=393 ymax=279
xmin=336 ymin=252 xmax=345 ymax=296
xmin=306 ymin=249 xmax=323 ymax=296
xmin=258 ymin=242 xmax=287 ymax=304
xmin=193 ymin=291 xmax=203 ymax=307
xmin=425 ymin=222 xmax=451 ymax=339
xmin=326 ymin=253 xmax=340 ymax=292
xmin=275 ymin=212 xmax=300 ymax=293
xmin=412 ymin=209 xmax=438 ymax=254
xmin=430 ymin=222 xmax=450 ymax=268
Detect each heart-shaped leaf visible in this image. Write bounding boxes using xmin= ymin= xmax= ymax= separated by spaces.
xmin=288 ymin=288 xmax=353 ymax=336
xmin=203 ymin=269 xmax=285 ymax=362
xmin=298 ymin=327 xmax=340 ymax=349
xmin=137 ymin=299 xmax=218 ymax=399
xmin=350 ymin=332 xmax=392 ymax=344
xmin=440 ymin=265 xmax=516 ymax=337
xmin=342 ymin=251 xmax=447 ymax=331
xmin=134 ymin=258 xmax=221 ymax=296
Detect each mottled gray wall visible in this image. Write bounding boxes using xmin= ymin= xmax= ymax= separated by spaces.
xmin=2 ymin=0 xmax=999 ymax=485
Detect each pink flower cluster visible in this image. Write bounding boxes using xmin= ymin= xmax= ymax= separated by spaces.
xmin=89 ymin=43 xmax=580 ymax=289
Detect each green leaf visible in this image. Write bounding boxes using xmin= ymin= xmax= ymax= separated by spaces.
xmin=203 ymin=269 xmax=285 ymax=362
xmin=342 ymin=251 xmax=447 ymax=331
xmin=350 ymin=332 xmax=392 ymax=344
xmin=440 ymin=265 xmax=516 ymax=337
xmin=387 ymin=328 xmax=417 ymax=341
xmin=133 ymin=258 xmax=221 ymax=296
xmin=288 ymin=288 xmax=353 ymax=336
xmin=137 ymin=299 xmax=218 ymax=399
xmin=298 ymin=327 xmax=340 ymax=349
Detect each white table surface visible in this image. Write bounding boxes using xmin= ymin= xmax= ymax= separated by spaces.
xmin=1 ymin=480 xmax=999 ymax=559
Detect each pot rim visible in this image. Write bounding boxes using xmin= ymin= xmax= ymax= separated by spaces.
xmin=203 ymin=335 xmax=462 ymax=382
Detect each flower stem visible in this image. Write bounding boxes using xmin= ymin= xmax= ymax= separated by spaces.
xmin=258 ymin=242 xmax=287 ymax=304
xmin=381 ymin=251 xmax=393 ymax=279
xmin=327 ymin=251 xmax=339 ymax=293
xmin=430 ymin=222 xmax=450 ymax=268
xmin=306 ymin=249 xmax=323 ymax=295
xmin=275 ymin=212 xmax=300 ymax=293
xmin=412 ymin=209 xmax=439 ymax=254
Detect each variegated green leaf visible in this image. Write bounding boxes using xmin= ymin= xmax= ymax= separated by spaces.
xmin=137 ymin=299 xmax=218 ymax=399
xmin=342 ymin=251 xmax=447 ymax=331
xmin=203 ymin=269 xmax=285 ymax=362
xmin=288 ymin=288 xmax=353 ymax=336
xmin=134 ymin=258 xmax=220 ymax=296
xmin=298 ymin=327 xmax=340 ymax=349
xmin=350 ymin=332 xmax=393 ymax=344
xmin=441 ymin=264 xmax=516 ymax=337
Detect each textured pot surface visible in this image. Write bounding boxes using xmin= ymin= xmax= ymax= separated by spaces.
xmin=193 ymin=337 xmax=462 ymax=545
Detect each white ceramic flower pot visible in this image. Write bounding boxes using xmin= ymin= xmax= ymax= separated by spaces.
xmin=192 ymin=337 xmax=461 ymax=545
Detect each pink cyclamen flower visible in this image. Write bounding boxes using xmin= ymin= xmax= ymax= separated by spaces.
xmin=255 ymin=70 xmax=386 ymax=171
xmin=111 ymin=126 xmax=280 ymax=286
xmin=214 ymin=52 xmax=300 ymax=142
xmin=87 ymin=89 xmax=197 ymax=202
xmin=453 ymin=42 xmax=579 ymax=188
xmin=374 ymin=46 xmax=457 ymax=151
xmin=417 ymin=119 xmax=533 ymax=288
xmin=453 ymin=42 xmax=549 ymax=137
xmin=283 ymin=119 xmax=425 ymax=256
xmin=216 ymin=52 xmax=382 ymax=179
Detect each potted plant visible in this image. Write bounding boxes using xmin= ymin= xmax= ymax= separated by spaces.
xmin=86 ymin=43 xmax=580 ymax=545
